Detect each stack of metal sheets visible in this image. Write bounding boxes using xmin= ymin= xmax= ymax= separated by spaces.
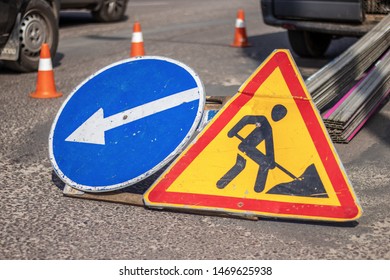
xmin=323 ymin=50 xmax=390 ymax=143
xmin=306 ymin=14 xmax=390 ymax=111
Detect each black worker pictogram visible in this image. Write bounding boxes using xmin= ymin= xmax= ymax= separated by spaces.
xmin=217 ymin=104 xmax=328 ymax=197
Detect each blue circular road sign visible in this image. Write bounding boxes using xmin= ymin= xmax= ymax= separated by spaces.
xmin=49 ymin=56 xmax=205 ymax=192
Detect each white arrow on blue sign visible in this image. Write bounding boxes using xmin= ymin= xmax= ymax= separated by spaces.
xmin=49 ymin=56 xmax=205 ymax=192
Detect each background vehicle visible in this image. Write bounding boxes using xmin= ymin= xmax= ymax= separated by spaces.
xmin=261 ymin=0 xmax=390 ymax=57
xmin=60 ymin=0 xmax=129 ymax=23
xmin=0 ymin=0 xmax=129 ymax=72
xmin=0 ymin=0 xmax=59 ymax=72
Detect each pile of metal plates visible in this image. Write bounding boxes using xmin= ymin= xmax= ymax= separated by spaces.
xmin=305 ymin=14 xmax=390 ymax=143
xmin=306 ymin=14 xmax=390 ymax=111
xmin=323 ymin=50 xmax=390 ymax=143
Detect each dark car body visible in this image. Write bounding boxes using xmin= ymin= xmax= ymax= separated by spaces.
xmin=0 ymin=0 xmax=60 ymax=52
xmin=0 ymin=0 xmax=60 ymax=71
xmin=0 ymin=1 xmax=21 ymax=47
xmin=260 ymin=0 xmax=389 ymax=57
xmin=0 ymin=0 xmax=128 ymax=72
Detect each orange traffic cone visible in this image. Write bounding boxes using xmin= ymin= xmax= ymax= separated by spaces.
xmin=130 ymin=21 xmax=145 ymax=57
xmin=231 ymin=9 xmax=251 ymax=47
xmin=30 ymin=43 xmax=62 ymax=99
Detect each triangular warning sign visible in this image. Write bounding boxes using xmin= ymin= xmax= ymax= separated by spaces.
xmin=144 ymin=50 xmax=362 ymax=222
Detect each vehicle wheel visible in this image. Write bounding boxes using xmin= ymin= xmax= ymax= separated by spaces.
xmin=92 ymin=0 xmax=128 ymax=22
xmin=5 ymin=0 xmax=58 ymax=72
xmin=287 ymin=30 xmax=332 ymax=58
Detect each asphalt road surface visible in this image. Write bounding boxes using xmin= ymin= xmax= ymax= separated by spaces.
xmin=1 ymin=0 xmax=389 ymax=260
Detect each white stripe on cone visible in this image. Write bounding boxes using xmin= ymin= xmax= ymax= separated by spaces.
xmin=235 ymin=19 xmax=245 ymax=28
xmin=132 ymin=32 xmax=144 ymax=43
xmin=38 ymin=58 xmax=53 ymax=71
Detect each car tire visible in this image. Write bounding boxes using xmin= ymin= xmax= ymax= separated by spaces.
xmin=287 ymin=30 xmax=332 ymax=58
xmin=4 ymin=0 xmax=58 ymax=72
xmin=92 ymin=0 xmax=128 ymax=22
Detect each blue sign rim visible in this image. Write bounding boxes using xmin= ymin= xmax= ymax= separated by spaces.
xmin=48 ymin=56 xmax=205 ymax=192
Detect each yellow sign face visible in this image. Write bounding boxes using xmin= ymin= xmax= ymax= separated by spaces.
xmin=144 ymin=50 xmax=362 ymax=222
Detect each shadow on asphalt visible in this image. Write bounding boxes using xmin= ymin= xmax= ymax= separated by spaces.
xmin=59 ymin=11 xmax=97 ymax=27
xmin=85 ymin=34 xmax=129 ymax=41
xmin=243 ymin=32 xmax=359 ymax=79
xmin=51 ymin=158 xmax=171 ymax=195
xmin=261 ymin=216 xmax=359 ymax=227
xmin=363 ymin=100 xmax=390 ymax=147
xmin=0 ymin=63 xmax=19 ymax=74
xmin=53 ymin=52 xmax=65 ymax=68
xmin=52 ymin=171 xmax=66 ymax=191
xmin=59 ymin=11 xmax=129 ymax=28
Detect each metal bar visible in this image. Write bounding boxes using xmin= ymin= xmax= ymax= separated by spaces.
xmin=306 ymin=14 xmax=390 ymax=110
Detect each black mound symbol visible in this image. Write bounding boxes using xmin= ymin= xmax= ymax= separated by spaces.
xmin=266 ymin=164 xmax=328 ymax=197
